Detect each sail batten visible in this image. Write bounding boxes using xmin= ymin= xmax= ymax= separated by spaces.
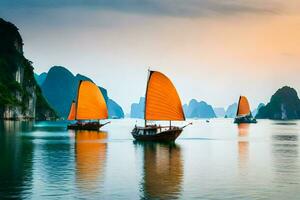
xmin=75 ymin=81 xmax=108 ymax=120
xmin=145 ymin=71 xmax=185 ymax=121
xmin=237 ymin=96 xmax=251 ymax=116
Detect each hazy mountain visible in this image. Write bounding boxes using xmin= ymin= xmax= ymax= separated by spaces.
xmin=0 ymin=18 xmax=56 ymax=120
xmin=130 ymin=97 xmax=145 ymax=118
xmin=256 ymin=86 xmax=300 ymax=120
xmin=40 ymin=66 xmax=76 ymax=118
xmin=213 ymin=107 xmax=226 ymax=118
xmin=182 ymin=104 xmax=188 ymax=116
xmin=107 ymin=99 xmax=124 ymax=119
xmin=184 ymin=99 xmax=216 ymax=118
xmin=38 ymin=66 xmax=124 ymax=119
xmin=129 ymin=98 xmax=216 ymax=119
xmin=225 ymin=103 xmax=238 ymax=118
xmin=252 ymin=103 xmax=265 ymax=117
xmin=34 ymin=72 xmax=47 ymax=86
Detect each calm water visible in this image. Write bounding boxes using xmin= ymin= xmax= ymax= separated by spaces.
xmin=1 ymin=119 xmax=300 ymax=199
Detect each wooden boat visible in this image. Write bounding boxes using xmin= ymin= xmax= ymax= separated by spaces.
xmin=234 ymin=96 xmax=257 ymax=124
xmin=67 ymin=80 xmax=110 ymax=130
xmin=131 ymin=70 xmax=191 ymax=142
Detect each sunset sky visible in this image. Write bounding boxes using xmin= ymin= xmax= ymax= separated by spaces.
xmin=1 ymin=0 xmax=300 ymax=113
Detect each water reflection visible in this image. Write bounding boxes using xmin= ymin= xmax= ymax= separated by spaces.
xmin=271 ymin=123 xmax=299 ymax=182
xmin=237 ymin=123 xmax=250 ymax=170
xmin=74 ymin=130 xmax=107 ymax=192
xmin=272 ymin=122 xmax=298 ymax=126
xmin=135 ymin=142 xmax=183 ymax=199
xmin=2 ymin=120 xmax=34 ymax=133
xmin=269 ymin=122 xmax=300 ymax=199
xmin=271 ymin=123 xmax=298 ymax=156
xmin=0 ymin=121 xmax=34 ymax=199
xmin=3 ymin=119 xmax=300 ymax=199
xmin=272 ymin=135 xmax=298 ymax=142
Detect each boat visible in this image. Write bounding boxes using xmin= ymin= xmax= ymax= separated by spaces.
xmin=67 ymin=80 xmax=110 ymax=130
xmin=131 ymin=70 xmax=191 ymax=142
xmin=234 ymin=96 xmax=257 ymax=124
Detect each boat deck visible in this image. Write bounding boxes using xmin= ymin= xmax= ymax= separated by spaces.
xmin=131 ymin=125 xmax=183 ymax=142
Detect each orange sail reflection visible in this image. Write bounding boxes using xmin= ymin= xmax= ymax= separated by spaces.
xmin=140 ymin=143 xmax=183 ymax=199
xmin=75 ymin=130 xmax=107 ymax=190
xmin=145 ymin=71 xmax=185 ymax=121
xmin=237 ymin=96 xmax=251 ymax=116
xmin=238 ymin=123 xmax=250 ymax=170
xmin=238 ymin=123 xmax=250 ymax=137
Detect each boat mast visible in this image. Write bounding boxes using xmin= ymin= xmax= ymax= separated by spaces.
xmin=236 ymin=95 xmax=241 ymax=117
xmin=144 ymin=69 xmax=152 ymax=127
xmin=74 ymin=80 xmax=82 ymax=121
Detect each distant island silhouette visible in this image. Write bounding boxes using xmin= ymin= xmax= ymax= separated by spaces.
xmin=183 ymin=99 xmax=216 ymax=119
xmin=224 ymin=103 xmax=238 ymax=118
xmin=130 ymin=97 xmax=145 ymax=118
xmin=130 ymin=98 xmax=217 ymax=119
xmin=256 ymin=86 xmax=300 ymax=120
xmin=213 ymin=107 xmax=226 ymax=118
xmin=252 ymin=103 xmax=265 ymax=117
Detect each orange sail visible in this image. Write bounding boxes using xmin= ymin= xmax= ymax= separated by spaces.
xmin=236 ymin=96 xmax=251 ymax=116
xmin=75 ymin=80 xmax=108 ymax=120
xmin=67 ymin=101 xmax=76 ymax=120
xmin=145 ymin=71 xmax=185 ymax=121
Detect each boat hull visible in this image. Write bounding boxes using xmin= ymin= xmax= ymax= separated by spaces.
xmin=131 ymin=126 xmax=183 ymax=142
xmin=67 ymin=122 xmax=105 ymax=131
xmin=234 ymin=116 xmax=257 ymax=124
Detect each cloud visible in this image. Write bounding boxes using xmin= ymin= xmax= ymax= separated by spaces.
xmin=0 ymin=0 xmax=282 ymax=17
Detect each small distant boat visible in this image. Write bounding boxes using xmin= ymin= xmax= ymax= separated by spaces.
xmin=67 ymin=80 xmax=110 ymax=130
xmin=234 ymin=96 xmax=257 ymax=124
xmin=131 ymin=70 xmax=191 ymax=142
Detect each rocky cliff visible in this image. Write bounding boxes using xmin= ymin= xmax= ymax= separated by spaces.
xmin=0 ymin=18 xmax=56 ymax=120
xmin=38 ymin=66 xmax=124 ymax=119
xmin=256 ymin=86 xmax=300 ymax=120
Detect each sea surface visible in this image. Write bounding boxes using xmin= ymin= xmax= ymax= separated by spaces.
xmin=0 ymin=119 xmax=300 ymax=199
